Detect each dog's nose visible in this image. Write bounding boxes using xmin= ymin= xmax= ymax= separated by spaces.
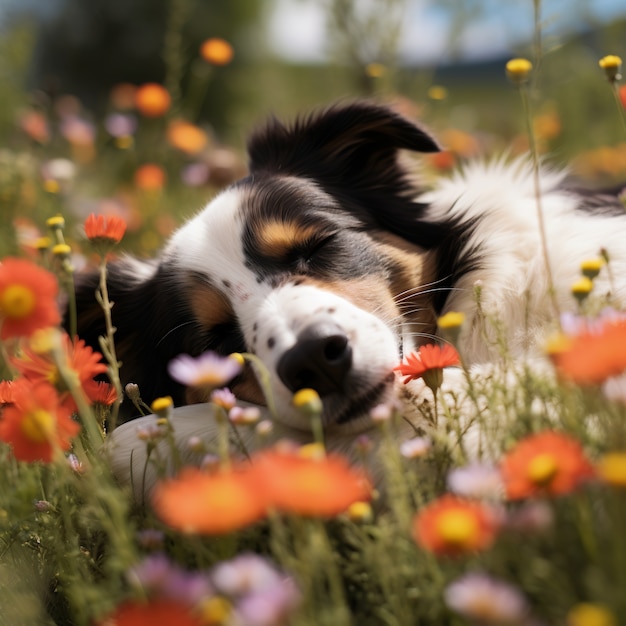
xmin=277 ymin=324 xmax=353 ymax=395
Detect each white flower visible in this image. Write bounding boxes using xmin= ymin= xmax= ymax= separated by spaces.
xmin=447 ymin=463 xmax=504 ymax=500
xmin=168 ymin=351 xmax=242 ymax=388
xmin=399 ymin=436 xmax=432 ymax=459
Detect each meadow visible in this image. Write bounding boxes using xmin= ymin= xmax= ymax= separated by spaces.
xmin=2 ymin=5 xmax=626 ymax=626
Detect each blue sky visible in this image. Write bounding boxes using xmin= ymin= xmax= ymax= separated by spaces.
xmin=267 ymin=0 xmax=626 ymax=63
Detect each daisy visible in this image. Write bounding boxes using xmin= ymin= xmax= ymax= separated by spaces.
xmin=500 ymin=430 xmax=595 ymax=500
xmin=0 ymin=257 xmax=60 ymax=339
xmin=168 ymin=351 xmax=242 ymax=389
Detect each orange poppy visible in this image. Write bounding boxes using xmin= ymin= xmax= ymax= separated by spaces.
xmin=412 ymin=494 xmax=500 ymax=557
xmin=134 ymin=164 xmax=167 ymax=190
xmin=84 ymin=213 xmax=127 ymax=245
xmin=500 ymin=430 xmax=595 ymax=500
xmin=548 ymin=320 xmax=626 ymax=385
xmin=0 ymin=378 xmax=80 ymax=463
xmin=153 ymin=466 xmax=266 ymax=535
xmin=0 ymin=257 xmax=61 ymax=339
xmin=252 ymin=448 xmax=372 ymax=517
xmin=394 ymin=343 xmax=460 ymax=392
xmin=166 ymin=120 xmax=208 ymax=155
xmin=134 ymin=83 xmax=171 ymax=118
xmin=13 ymin=333 xmax=108 ymax=413
xmin=96 ymin=598 xmax=204 ymax=626
xmin=199 ymin=38 xmax=234 ymax=66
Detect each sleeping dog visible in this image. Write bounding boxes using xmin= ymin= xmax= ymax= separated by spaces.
xmin=73 ymin=101 xmax=626 ymax=491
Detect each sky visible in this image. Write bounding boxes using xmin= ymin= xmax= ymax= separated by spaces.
xmin=267 ymin=0 xmax=626 ymax=64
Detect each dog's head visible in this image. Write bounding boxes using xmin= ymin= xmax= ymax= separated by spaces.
xmin=76 ymin=101 xmax=455 ymax=432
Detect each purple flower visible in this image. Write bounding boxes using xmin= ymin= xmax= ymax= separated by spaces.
xmin=399 ymin=436 xmax=431 ymax=459
xmin=235 ymin=578 xmax=301 ymax=626
xmin=168 ymin=351 xmax=242 ymax=389
xmin=447 ymin=463 xmax=504 ymax=500
xmin=211 ymin=387 xmax=237 ymax=410
xmin=181 ymin=162 xmax=210 ymax=187
xmin=445 ymin=572 xmax=529 ymax=624
xmin=104 ymin=112 xmax=137 ymax=138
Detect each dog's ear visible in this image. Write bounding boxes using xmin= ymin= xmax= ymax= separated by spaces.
xmin=248 ymin=100 xmax=439 ymax=184
xmin=247 ymin=100 xmax=445 ymax=249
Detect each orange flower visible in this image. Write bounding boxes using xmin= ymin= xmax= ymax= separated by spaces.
xmin=252 ymin=448 xmax=372 ymax=517
xmin=13 ymin=333 xmax=108 ymax=412
xmin=620 ymin=85 xmax=626 ymax=109
xmin=96 ymin=598 xmax=204 ymax=626
xmin=166 ymin=120 xmax=208 ymax=155
xmin=548 ymin=320 xmax=626 ymax=385
xmin=110 ymin=82 xmax=138 ymax=110
xmin=0 ymin=379 xmax=80 ymax=463
xmin=199 ymin=38 xmax=234 ymax=66
xmin=134 ymin=83 xmax=171 ymax=118
xmin=500 ymin=430 xmax=595 ymax=500
xmin=134 ymin=164 xmax=167 ymax=190
xmin=394 ymin=344 xmax=460 ymax=392
xmin=91 ymin=381 xmax=117 ymax=406
xmin=412 ymin=494 xmax=500 ymax=557
xmin=84 ymin=213 xmax=127 ymax=245
xmin=153 ymin=466 xmax=266 ymax=535
xmin=0 ymin=380 xmax=13 ymax=404
xmin=19 ymin=110 xmax=50 ymax=144
xmin=0 ymin=257 xmax=61 ymax=339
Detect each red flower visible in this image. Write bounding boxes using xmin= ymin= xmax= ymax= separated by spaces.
xmin=0 ymin=379 xmax=80 ymax=463
xmin=0 ymin=380 xmax=13 ymax=404
xmin=134 ymin=83 xmax=171 ymax=118
xmin=96 ymin=599 xmax=203 ymax=626
xmin=0 ymin=258 xmax=60 ymax=339
xmin=500 ymin=430 xmax=595 ymax=500
xmin=252 ymin=447 xmax=372 ymax=517
xmin=199 ymin=38 xmax=234 ymax=66
xmin=134 ymin=164 xmax=167 ymax=190
xmin=84 ymin=213 xmax=127 ymax=245
xmin=548 ymin=320 xmax=626 ymax=385
xmin=13 ymin=333 xmax=108 ymax=412
xmin=153 ymin=466 xmax=266 ymax=535
xmin=91 ymin=381 xmax=117 ymax=406
xmin=412 ymin=494 xmax=500 ymax=557
xmin=620 ymin=84 xmax=626 ymax=110
xmin=394 ymin=344 xmax=460 ymax=391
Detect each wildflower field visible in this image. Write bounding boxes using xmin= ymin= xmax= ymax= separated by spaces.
xmin=2 ymin=2 xmax=626 ymax=625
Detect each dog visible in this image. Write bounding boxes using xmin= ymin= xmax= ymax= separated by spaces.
xmin=73 ymin=100 xmax=626 ymax=493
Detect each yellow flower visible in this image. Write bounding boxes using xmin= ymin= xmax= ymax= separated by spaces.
xmin=505 ymin=58 xmax=533 ymax=85
xmin=365 ymin=62 xmax=386 ymax=78
xmin=427 ymin=85 xmax=448 ymax=100
xmin=347 ymin=501 xmax=373 ymax=523
xmin=298 ymin=442 xmax=326 ymax=460
xmin=571 ymin=276 xmax=593 ymax=302
xmin=567 ymin=603 xmax=617 ymax=626
xmin=599 ymin=55 xmax=622 ymax=82
xmin=51 ymin=243 xmax=72 ymax=258
xmin=293 ymin=387 xmax=323 ymax=415
xmin=151 ymin=396 xmax=173 ymax=417
xmin=597 ymin=452 xmax=626 ymax=487
xmin=580 ymin=258 xmax=604 ymax=280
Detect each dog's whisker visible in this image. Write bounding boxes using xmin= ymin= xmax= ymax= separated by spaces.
xmin=156 ymin=321 xmax=198 ymax=347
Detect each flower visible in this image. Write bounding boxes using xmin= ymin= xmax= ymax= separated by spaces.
xmin=153 ymin=466 xmax=266 ymax=534
xmin=0 ymin=380 xmax=14 ymax=404
xmin=91 ymin=381 xmax=117 ymax=407
xmin=500 ymin=430 xmax=594 ymax=500
xmin=253 ymin=447 xmax=372 ymax=517
xmin=84 ymin=213 xmax=127 ymax=248
xmin=620 ymin=85 xmax=626 ymax=109
xmin=571 ymin=276 xmax=593 ymax=302
xmin=19 ymin=110 xmax=50 ymax=143
xmin=292 ymin=387 xmax=323 ymax=416
xmin=599 ymin=55 xmax=622 ymax=82
xmin=0 ymin=379 xmax=80 ymax=463
xmin=548 ymin=319 xmax=626 ymax=385
xmin=13 ymin=333 xmax=108 ymax=413
xmin=444 ymin=573 xmax=529 ymax=624
xmin=166 ymin=120 xmax=208 ymax=155
xmin=95 ymin=599 xmax=204 ymax=626
xmin=412 ymin=494 xmax=500 ymax=556
xmin=580 ymin=258 xmax=604 ymax=280
xmin=110 ymin=83 xmax=137 ymax=110
xmin=0 ymin=257 xmax=61 ymax=339
xmin=134 ymin=83 xmax=171 ymax=117
xmin=597 ymin=452 xmax=626 ymax=487
xmin=200 ymin=38 xmax=234 ymax=65
xmin=399 ymin=436 xmax=432 ymax=459
xmin=134 ymin=164 xmax=167 ymax=190
xmin=567 ymin=603 xmax=617 ymax=626
xmin=505 ymin=58 xmax=533 ymax=84
xmin=104 ymin=112 xmax=137 ymax=138
xmin=447 ymin=463 xmax=504 ymax=500
xmin=210 ymin=387 xmax=237 ymax=410
xmin=168 ymin=352 xmax=242 ymax=389
xmin=394 ymin=343 xmax=460 ymax=392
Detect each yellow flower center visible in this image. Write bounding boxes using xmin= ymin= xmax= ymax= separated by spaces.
xmin=598 ymin=453 xmax=626 ymax=487
xmin=21 ymin=409 xmax=55 ymax=443
xmin=528 ymin=453 xmax=558 ymax=486
xmin=437 ymin=311 xmax=466 ymax=329
xmin=0 ymin=284 xmax=36 ymax=320
xmin=437 ymin=509 xmax=478 ymax=547
xmin=198 ymin=596 xmax=232 ymax=625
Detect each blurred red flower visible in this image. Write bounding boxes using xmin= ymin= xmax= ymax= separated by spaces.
xmin=0 ymin=380 xmax=14 ymax=404
xmin=500 ymin=430 xmax=595 ymax=500
xmin=135 ymin=164 xmax=167 ymax=191
xmin=84 ymin=213 xmax=127 ymax=246
xmin=0 ymin=257 xmax=60 ymax=339
xmin=412 ymin=494 xmax=500 ymax=557
xmin=96 ymin=598 xmax=204 ymax=626
xmin=0 ymin=378 xmax=80 ymax=463
xmin=135 ymin=83 xmax=171 ymax=118
xmin=199 ymin=38 xmax=234 ymax=66
xmin=166 ymin=120 xmax=209 ymax=155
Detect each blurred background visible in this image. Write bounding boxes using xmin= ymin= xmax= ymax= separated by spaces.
xmin=0 ymin=0 xmax=625 ymax=257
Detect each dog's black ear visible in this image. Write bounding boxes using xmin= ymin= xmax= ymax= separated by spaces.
xmin=247 ymin=100 xmax=444 ymax=249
